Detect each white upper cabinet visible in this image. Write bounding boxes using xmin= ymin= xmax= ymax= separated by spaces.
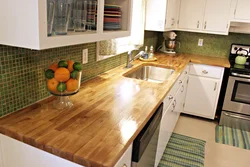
xmin=203 ymin=0 xmax=232 ymax=33
xmin=0 ymin=0 xmax=132 ymax=50
xmin=177 ymin=0 xmax=232 ymax=34
xmin=165 ymin=0 xmax=180 ymax=29
xmin=145 ymin=0 xmax=180 ymax=31
xmin=178 ymin=0 xmax=206 ymax=30
xmin=233 ymin=0 xmax=250 ymax=21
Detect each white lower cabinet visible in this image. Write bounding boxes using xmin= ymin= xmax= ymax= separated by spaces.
xmin=184 ymin=76 xmax=219 ymax=118
xmin=183 ymin=63 xmax=224 ymax=119
xmin=0 ymin=132 xmax=132 ymax=167
xmin=0 ymin=134 xmax=84 ymax=167
xmin=154 ymin=99 xmax=175 ymax=167
xmin=0 ymin=135 xmax=3 ymax=167
xmin=114 ymin=144 xmax=132 ymax=167
xmin=154 ymin=65 xmax=189 ymax=167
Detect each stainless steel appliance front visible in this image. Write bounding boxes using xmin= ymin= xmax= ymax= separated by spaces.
xmin=223 ymin=75 xmax=250 ymax=115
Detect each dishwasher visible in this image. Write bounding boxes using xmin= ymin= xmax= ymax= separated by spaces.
xmin=132 ymin=103 xmax=163 ymax=167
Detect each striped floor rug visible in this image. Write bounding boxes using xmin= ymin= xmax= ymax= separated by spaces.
xmin=158 ymin=133 xmax=206 ymax=167
xmin=216 ymin=125 xmax=250 ymax=150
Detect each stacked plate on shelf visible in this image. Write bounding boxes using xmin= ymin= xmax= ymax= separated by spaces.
xmin=104 ymin=4 xmax=122 ymax=30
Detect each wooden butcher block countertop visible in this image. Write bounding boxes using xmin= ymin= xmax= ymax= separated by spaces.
xmin=0 ymin=53 xmax=230 ymax=167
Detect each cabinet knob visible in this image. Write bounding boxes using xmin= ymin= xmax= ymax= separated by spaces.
xmin=184 ymin=71 xmax=187 ymax=74
xmin=168 ymin=95 xmax=173 ymax=100
xmin=122 ymin=164 xmax=127 ymax=167
xmin=202 ymin=70 xmax=208 ymax=74
xmin=178 ymin=80 xmax=182 ymax=84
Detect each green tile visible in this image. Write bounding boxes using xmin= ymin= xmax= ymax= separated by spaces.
xmin=174 ymin=31 xmax=250 ymax=58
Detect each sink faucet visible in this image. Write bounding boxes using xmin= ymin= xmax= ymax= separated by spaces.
xmin=126 ymin=50 xmax=145 ymax=68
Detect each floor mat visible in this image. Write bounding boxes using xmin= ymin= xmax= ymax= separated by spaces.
xmin=158 ymin=133 xmax=206 ymax=167
xmin=216 ymin=125 xmax=250 ymax=150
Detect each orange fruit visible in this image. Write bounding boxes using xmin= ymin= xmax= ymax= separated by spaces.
xmin=47 ymin=78 xmax=59 ymax=92
xmin=54 ymin=68 xmax=70 ymax=82
xmin=66 ymin=79 xmax=79 ymax=92
xmin=67 ymin=60 xmax=74 ymax=72
xmin=49 ymin=63 xmax=58 ymax=72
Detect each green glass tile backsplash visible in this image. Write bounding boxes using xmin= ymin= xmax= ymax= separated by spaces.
xmin=0 ymin=42 xmax=128 ymax=117
xmin=175 ymin=31 xmax=250 ymax=58
xmin=2 ymin=30 xmax=249 ymax=117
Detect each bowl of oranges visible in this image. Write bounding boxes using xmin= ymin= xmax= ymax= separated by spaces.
xmin=45 ymin=60 xmax=82 ymax=110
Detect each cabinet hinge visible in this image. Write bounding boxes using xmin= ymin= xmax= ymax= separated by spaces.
xmin=183 ymin=103 xmax=185 ymax=108
xmin=187 ymin=79 xmax=189 ymax=84
xmin=226 ymin=24 xmax=228 ymax=29
xmin=177 ymin=20 xmax=179 ymax=25
xmin=234 ymin=9 xmax=236 ymax=15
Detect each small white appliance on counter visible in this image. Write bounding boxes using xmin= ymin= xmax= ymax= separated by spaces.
xmin=158 ymin=31 xmax=180 ymax=55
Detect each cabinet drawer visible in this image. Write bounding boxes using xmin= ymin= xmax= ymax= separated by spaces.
xmin=178 ymin=65 xmax=190 ymax=84
xmin=163 ymin=83 xmax=179 ymax=113
xmin=189 ymin=63 xmax=223 ymax=79
xmin=163 ymin=65 xmax=189 ymax=113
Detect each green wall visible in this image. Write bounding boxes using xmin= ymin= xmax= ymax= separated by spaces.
xmin=174 ymin=31 xmax=250 ymax=58
xmin=0 ymin=31 xmax=159 ymax=117
xmin=2 ymin=30 xmax=248 ymax=117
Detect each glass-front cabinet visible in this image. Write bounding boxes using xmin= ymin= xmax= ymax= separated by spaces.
xmin=0 ymin=0 xmax=132 ymax=50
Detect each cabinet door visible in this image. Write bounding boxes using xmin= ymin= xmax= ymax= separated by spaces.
xmin=0 ymin=135 xmax=4 ymax=167
xmin=154 ymin=100 xmax=175 ymax=167
xmin=184 ymin=75 xmax=219 ymax=119
xmin=1 ymin=134 xmax=84 ymax=167
xmin=203 ymin=0 xmax=231 ymax=33
xmin=178 ymin=0 xmax=206 ymax=30
xmin=114 ymin=144 xmax=132 ymax=167
xmin=165 ymin=0 xmax=180 ymax=29
xmin=234 ymin=0 xmax=250 ymax=20
xmin=145 ymin=0 xmax=167 ymax=31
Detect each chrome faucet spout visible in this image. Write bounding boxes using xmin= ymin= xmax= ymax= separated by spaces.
xmin=125 ymin=51 xmax=144 ymax=68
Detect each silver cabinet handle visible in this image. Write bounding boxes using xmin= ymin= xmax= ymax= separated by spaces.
xmin=197 ymin=21 xmax=200 ymax=28
xmin=181 ymin=85 xmax=184 ymax=92
xmin=204 ymin=21 xmax=207 ymax=29
xmin=168 ymin=95 xmax=173 ymax=100
xmin=172 ymin=18 xmax=175 ymax=26
xmin=178 ymin=80 xmax=182 ymax=84
xmin=122 ymin=164 xmax=127 ymax=167
xmin=214 ymin=82 xmax=217 ymax=91
xmin=172 ymin=100 xmax=176 ymax=112
xmin=202 ymin=70 xmax=208 ymax=74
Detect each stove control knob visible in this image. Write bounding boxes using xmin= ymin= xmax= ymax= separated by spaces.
xmin=234 ymin=47 xmax=238 ymax=51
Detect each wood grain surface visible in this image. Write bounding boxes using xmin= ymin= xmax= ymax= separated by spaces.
xmin=0 ymin=53 xmax=230 ymax=167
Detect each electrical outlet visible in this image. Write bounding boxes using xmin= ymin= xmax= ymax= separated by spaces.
xmin=198 ymin=39 xmax=203 ymax=46
xmin=82 ymin=49 xmax=88 ymax=64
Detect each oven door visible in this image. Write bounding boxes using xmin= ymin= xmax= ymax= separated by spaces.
xmin=223 ymin=75 xmax=250 ymax=115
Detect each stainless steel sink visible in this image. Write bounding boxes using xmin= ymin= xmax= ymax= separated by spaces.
xmin=124 ymin=65 xmax=175 ymax=83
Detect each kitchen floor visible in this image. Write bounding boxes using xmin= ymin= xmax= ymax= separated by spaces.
xmin=174 ymin=114 xmax=250 ymax=167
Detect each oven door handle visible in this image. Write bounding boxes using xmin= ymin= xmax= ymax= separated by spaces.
xmin=223 ymin=112 xmax=250 ymax=121
xmin=231 ymin=72 xmax=250 ymax=79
